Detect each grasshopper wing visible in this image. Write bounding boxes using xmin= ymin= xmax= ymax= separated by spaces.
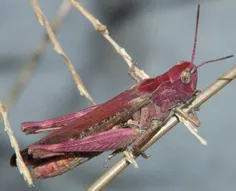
xmin=31 ymin=86 xmax=148 ymax=145
xmin=21 ymin=105 xmax=100 ymax=134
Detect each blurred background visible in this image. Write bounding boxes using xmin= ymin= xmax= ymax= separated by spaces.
xmin=0 ymin=0 xmax=236 ymax=190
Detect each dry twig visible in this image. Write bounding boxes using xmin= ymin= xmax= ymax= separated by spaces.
xmin=0 ymin=100 xmax=33 ymax=187
xmin=29 ymin=0 xmax=95 ymax=104
xmin=69 ymin=0 xmax=149 ymax=81
xmin=2 ymin=0 xmax=72 ymax=113
xmin=0 ymin=0 xmax=72 ymax=187
xmin=3 ymin=1 xmax=234 ymax=190
xmin=87 ymin=66 xmax=236 ymax=191
xmin=0 ymin=1 xmax=71 ymax=186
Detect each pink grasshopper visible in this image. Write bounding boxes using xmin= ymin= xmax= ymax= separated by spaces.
xmin=11 ymin=5 xmax=233 ymax=179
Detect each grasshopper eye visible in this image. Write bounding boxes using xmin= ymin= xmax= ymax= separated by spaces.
xmin=180 ymin=69 xmax=191 ymax=84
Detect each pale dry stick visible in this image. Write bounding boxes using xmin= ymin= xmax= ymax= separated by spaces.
xmin=0 ymin=1 xmax=71 ymax=186
xmin=87 ymin=66 xmax=236 ymax=191
xmin=3 ymin=0 xmax=72 ymax=112
xmin=69 ymin=0 xmax=149 ymax=81
xmin=0 ymin=100 xmax=33 ymax=187
xmin=29 ymin=0 xmax=95 ymax=104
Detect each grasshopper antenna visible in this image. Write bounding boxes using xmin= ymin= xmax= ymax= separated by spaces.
xmin=196 ymin=55 xmax=234 ymax=69
xmin=191 ymin=4 xmax=200 ymax=64
xmin=191 ymin=4 xmax=234 ymax=72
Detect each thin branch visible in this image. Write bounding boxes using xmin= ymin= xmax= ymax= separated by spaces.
xmin=3 ymin=0 xmax=72 ymax=112
xmin=0 ymin=100 xmax=34 ymax=187
xmin=69 ymin=0 xmax=149 ymax=81
xmin=87 ymin=66 xmax=236 ymax=191
xmin=29 ymin=0 xmax=95 ymax=104
xmin=0 ymin=1 xmax=71 ymax=186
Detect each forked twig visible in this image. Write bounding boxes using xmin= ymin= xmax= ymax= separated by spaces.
xmin=87 ymin=66 xmax=236 ymax=191
xmin=0 ymin=101 xmax=33 ymax=187
xmin=69 ymin=0 xmax=149 ymax=81
xmin=3 ymin=0 xmax=72 ymax=112
xmin=29 ymin=0 xmax=95 ymax=104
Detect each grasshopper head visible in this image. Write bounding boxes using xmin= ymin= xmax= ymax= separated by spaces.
xmin=167 ymin=4 xmax=233 ymax=101
xmin=167 ymin=61 xmax=198 ymax=101
xmin=139 ymin=5 xmax=233 ymax=108
xmin=168 ymin=54 xmax=233 ymax=102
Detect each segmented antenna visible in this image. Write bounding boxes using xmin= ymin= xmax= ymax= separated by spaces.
xmin=196 ymin=55 xmax=234 ymax=69
xmin=191 ymin=4 xmax=200 ymax=64
xmin=190 ymin=4 xmax=234 ymax=71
